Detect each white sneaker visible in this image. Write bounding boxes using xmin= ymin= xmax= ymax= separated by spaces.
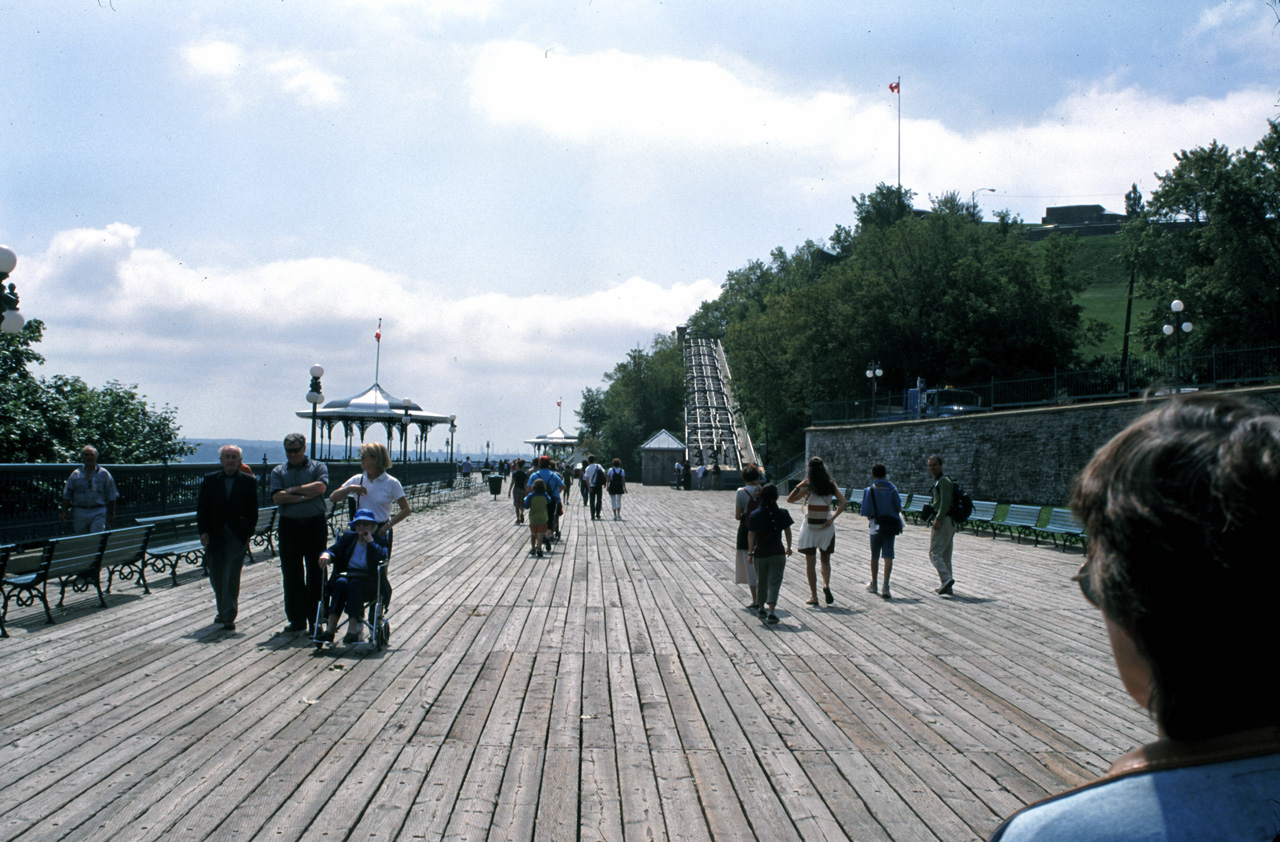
xmin=865 ymin=582 xmax=878 ymax=594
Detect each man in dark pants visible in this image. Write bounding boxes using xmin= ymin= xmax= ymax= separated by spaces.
xmin=582 ymin=455 xmax=605 ymax=520
xmin=270 ymin=433 xmax=329 ymax=634
xmin=197 ymin=445 xmax=259 ymax=631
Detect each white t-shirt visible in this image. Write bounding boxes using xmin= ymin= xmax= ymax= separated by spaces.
xmin=340 ymin=471 xmax=406 ymax=523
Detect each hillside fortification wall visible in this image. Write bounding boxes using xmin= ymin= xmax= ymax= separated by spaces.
xmin=806 ymin=385 xmax=1280 ymax=504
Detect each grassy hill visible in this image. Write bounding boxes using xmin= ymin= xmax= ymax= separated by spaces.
xmin=1036 ymin=232 xmax=1154 ymax=360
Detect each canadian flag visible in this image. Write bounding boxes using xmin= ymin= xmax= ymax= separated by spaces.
xmin=889 ymin=81 xmax=899 ymax=94
xmin=375 ymin=318 xmax=382 ymax=343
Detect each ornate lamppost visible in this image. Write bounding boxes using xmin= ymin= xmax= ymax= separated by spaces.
xmin=306 ymin=364 xmax=324 ymax=460
xmin=865 ymin=360 xmax=883 ymax=419
xmin=448 ymin=416 xmax=457 ymax=464
xmin=401 ymin=398 xmax=412 ymax=462
xmin=1162 ymin=300 xmax=1193 ymax=393
xmin=0 ymin=245 xmax=27 ymax=334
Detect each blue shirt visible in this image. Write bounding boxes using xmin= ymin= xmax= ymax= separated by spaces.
xmin=990 ymin=748 xmax=1280 ymax=841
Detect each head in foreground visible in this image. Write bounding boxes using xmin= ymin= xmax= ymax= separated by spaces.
xmin=1070 ymin=393 xmax=1280 ymax=740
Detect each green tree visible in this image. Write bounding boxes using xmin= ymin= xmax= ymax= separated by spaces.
xmin=709 ymin=190 xmax=1100 ymax=458
xmin=591 ymin=334 xmax=685 ymax=471
xmin=0 ymin=318 xmax=194 ymax=463
xmin=1125 ymin=121 xmax=1280 ymax=351
xmin=853 ymin=183 xmax=916 ymax=232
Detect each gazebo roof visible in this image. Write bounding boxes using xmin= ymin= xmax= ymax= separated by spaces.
xmin=295 ymin=382 xmax=452 ymax=425
xmin=523 ymin=425 xmax=578 ymax=447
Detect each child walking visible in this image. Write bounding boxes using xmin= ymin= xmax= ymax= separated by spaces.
xmin=524 ymin=479 xmax=552 ymax=557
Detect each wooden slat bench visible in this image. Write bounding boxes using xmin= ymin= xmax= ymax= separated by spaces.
xmin=1 ymin=532 xmax=107 ymax=630
xmin=988 ymin=503 xmax=1044 ymax=543
xmin=901 ymin=490 xmax=928 ymax=523
xmin=137 ymin=512 xmax=205 ymax=587
xmin=1032 ymin=506 xmax=1088 ymax=550
xmin=247 ymin=507 xmax=278 ymax=563
xmin=967 ymin=500 xmax=998 ymax=535
xmin=101 ymin=524 xmax=155 ymax=594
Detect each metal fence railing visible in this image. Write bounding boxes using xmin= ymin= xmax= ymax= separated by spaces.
xmin=812 ymin=344 xmax=1280 ymax=426
xmin=0 ymin=459 xmax=456 ymax=546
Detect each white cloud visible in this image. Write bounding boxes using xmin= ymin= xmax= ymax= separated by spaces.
xmin=468 ymin=39 xmax=1276 ymax=218
xmin=183 ymin=40 xmax=244 ymax=77
xmin=23 ymin=227 xmax=719 ymax=448
xmin=469 ymin=41 xmax=863 ymax=151
xmin=182 ymin=38 xmax=346 ymax=109
xmin=267 ymin=57 xmax=345 ymax=106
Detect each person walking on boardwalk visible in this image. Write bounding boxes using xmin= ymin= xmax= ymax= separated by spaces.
xmin=860 ymin=463 xmax=902 ymax=599
xmin=606 ymin=458 xmax=627 ymax=519
xmin=747 ymin=484 xmax=793 ymax=625
xmin=925 ymin=455 xmax=956 ymax=595
xmin=60 ymin=445 xmax=118 ymax=534
xmin=734 ymin=464 xmax=764 ymax=609
xmin=989 ymin=393 xmax=1280 ymax=840
xmin=509 ymin=459 xmax=529 ymax=525
xmin=527 ymin=455 xmax=564 ymax=540
xmin=582 ymin=455 xmax=606 ymax=520
xmin=330 ymin=442 xmax=410 ymax=555
xmin=197 ymin=445 xmax=258 ymax=631
xmin=523 ymin=479 xmax=552 ymax=557
xmin=787 ymin=457 xmax=848 ymax=606
xmin=270 ymin=433 xmax=329 ymax=634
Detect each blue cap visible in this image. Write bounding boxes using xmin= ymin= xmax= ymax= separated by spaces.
xmin=350 ymin=508 xmax=378 ymax=527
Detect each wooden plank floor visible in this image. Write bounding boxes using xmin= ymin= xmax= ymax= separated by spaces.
xmin=0 ymin=485 xmax=1152 ymax=841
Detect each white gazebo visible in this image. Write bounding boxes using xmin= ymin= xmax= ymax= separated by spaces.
xmin=523 ymin=425 xmax=579 ymax=461
xmin=298 ymin=382 xmax=452 ymax=461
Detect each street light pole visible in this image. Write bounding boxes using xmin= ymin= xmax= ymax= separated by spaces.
xmin=970 ymin=187 xmax=995 ymax=218
xmin=1162 ymin=300 xmax=1193 ymax=393
xmin=0 ymin=246 xmax=27 ymax=334
xmin=306 ymin=364 xmax=325 ymax=460
xmin=865 ymin=360 xmax=883 ymax=419
xmin=448 ymin=416 xmax=457 ymax=464
xmin=401 ymin=398 xmax=412 ymax=462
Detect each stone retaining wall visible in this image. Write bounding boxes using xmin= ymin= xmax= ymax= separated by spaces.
xmin=806 ymin=385 xmax=1280 ymax=505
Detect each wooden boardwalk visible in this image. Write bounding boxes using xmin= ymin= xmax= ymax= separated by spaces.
xmin=0 ymin=485 xmax=1152 ymax=841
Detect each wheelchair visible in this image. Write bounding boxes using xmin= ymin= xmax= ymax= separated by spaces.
xmin=312 ymin=558 xmax=391 ymax=651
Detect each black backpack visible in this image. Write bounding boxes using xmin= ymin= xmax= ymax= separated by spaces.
xmin=947 ymin=479 xmax=974 ymax=522
xmin=607 ymin=468 xmax=625 ymax=494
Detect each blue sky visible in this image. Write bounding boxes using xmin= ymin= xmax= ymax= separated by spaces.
xmin=2 ymin=0 xmax=1276 ymax=455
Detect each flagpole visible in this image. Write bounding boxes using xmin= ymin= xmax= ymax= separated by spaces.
xmin=375 ymin=318 xmax=382 ymax=385
xmin=896 ymin=75 xmax=901 ymax=190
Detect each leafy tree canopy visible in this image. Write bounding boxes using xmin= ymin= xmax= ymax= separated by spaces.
xmin=1124 ymin=120 xmax=1280 ymax=351
xmin=579 ymin=334 xmax=684 ymax=472
xmin=0 ymin=319 xmax=195 ymax=463
xmin=713 ymin=191 xmax=1099 ymax=458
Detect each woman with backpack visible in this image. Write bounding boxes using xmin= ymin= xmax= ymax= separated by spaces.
xmin=734 ymin=464 xmax=764 ymax=609
xmin=860 ymin=463 xmax=902 ymax=599
xmin=605 ymin=458 xmax=627 ymax=520
xmin=787 ymin=456 xmax=848 ymax=606
xmin=747 ymin=484 xmax=794 ymax=624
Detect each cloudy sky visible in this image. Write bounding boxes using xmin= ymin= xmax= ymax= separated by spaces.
xmin=2 ymin=0 xmax=1276 ymax=456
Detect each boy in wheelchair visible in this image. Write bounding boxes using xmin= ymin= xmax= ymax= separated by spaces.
xmin=314 ymin=508 xmax=391 ymax=645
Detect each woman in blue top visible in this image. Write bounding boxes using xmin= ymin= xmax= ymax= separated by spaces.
xmin=860 ymin=464 xmax=902 ymax=599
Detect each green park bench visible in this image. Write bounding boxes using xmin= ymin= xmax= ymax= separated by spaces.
xmin=137 ymin=512 xmax=205 ymax=587
xmin=1031 ymin=507 xmax=1087 ymax=550
xmin=967 ymin=500 xmax=998 ymax=535
xmin=988 ymin=504 xmax=1043 ymax=543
